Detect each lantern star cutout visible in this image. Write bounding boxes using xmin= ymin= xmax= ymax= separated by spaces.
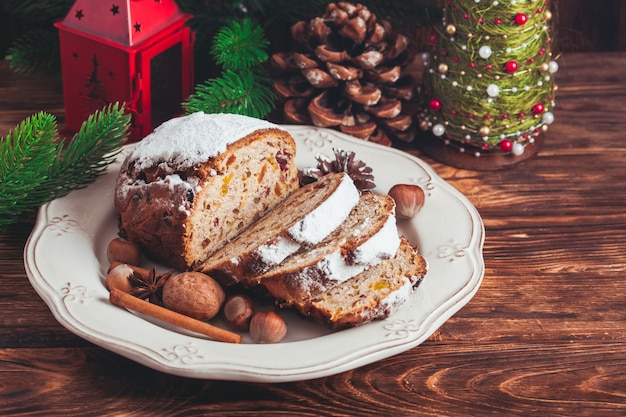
xmin=111 ymin=5 xmax=119 ymax=15
xmin=75 ymin=9 xmax=84 ymax=20
xmin=134 ymin=22 xmax=142 ymax=32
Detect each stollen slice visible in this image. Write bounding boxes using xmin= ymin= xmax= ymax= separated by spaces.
xmin=197 ymin=172 xmax=359 ymax=286
xmin=255 ymin=193 xmax=400 ymax=303
xmin=293 ymin=238 xmax=428 ymax=329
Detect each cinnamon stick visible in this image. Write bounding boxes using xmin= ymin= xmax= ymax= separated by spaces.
xmin=109 ymin=288 xmax=242 ymax=344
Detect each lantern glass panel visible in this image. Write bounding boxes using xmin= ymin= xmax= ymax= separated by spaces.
xmin=150 ymin=43 xmax=183 ymax=128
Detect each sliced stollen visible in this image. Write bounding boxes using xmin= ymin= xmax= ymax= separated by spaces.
xmin=293 ymin=238 xmax=428 ymax=329
xmin=197 ymin=172 xmax=360 ymax=286
xmin=255 ymin=193 xmax=400 ymax=304
xmin=114 ymin=112 xmax=300 ymax=271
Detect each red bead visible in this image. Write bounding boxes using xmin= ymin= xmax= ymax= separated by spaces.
xmin=495 ymin=19 xmax=502 ymax=25
xmin=430 ymin=98 xmax=442 ymax=111
xmin=469 ymin=62 xmax=475 ymax=68
xmin=463 ymin=13 xmax=469 ymax=19
xmin=500 ymin=139 xmax=513 ymax=152
xmin=451 ymin=110 xmax=457 ymax=115
xmin=505 ymin=61 xmax=518 ymax=73
xmin=453 ymin=57 xmax=460 ymax=62
xmin=515 ymin=13 xmax=528 ymax=25
xmin=428 ymin=33 xmax=438 ymax=43
xmin=532 ymin=103 xmax=545 ymax=114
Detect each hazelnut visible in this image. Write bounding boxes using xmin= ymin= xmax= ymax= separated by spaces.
xmin=106 ymin=264 xmax=135 ymax=293
xmin=107 ymin=238 xmax=142 ymax=265
xmin=222 ymin=294 xmax=255 ymax=331
xmin=388 ymin=184 xmax=425 ymax=219
xmin=249 ymin=311 xmax=287 ymax=344
xmin=162 ymin=272 xmax=225 ymax=321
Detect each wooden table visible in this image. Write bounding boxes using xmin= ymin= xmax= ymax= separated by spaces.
xmin=1 ymin=53 xmax=625 ymax=416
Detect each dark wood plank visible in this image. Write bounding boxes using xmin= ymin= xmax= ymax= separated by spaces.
xmin=1 ymin=343 xmax=625 ymax=416
xmin=1 ymin=52 xmax=626 ymax=416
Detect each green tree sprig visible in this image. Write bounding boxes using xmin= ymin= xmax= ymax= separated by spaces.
xmin=211 ymin=19 xmax=269 ymax=72
xmin=183 ymin=18 xmax=275 ymax=118
xmin=0 ymin=102 xmax=131 ymax=229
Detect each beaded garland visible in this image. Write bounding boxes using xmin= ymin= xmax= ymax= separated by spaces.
xmin=418 ymin=0 xmax=558 ymax=158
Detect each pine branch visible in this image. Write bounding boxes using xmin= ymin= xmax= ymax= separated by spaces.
xmin=0 ymin=113 xmax=60 ymax=214
xmin=184 ymin=69 xmax=275 ymax=119
xmin=212 ymin=19 xmax=269 ymax=72
xmin=184 ymin=18 xmax=275 ymax=119
xmin=5 ymin=28 xmax=61 ymax=75
xmin=48 ymin=102 xmax=131 ymax=191
xmin=0 ymin=103 xmax=130 ymax=229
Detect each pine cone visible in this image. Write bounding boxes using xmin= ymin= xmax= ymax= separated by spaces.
xmin=300 ymin=148 xmax=376 ymax=194
xmin=271 ymin=2 xmax=417 ymax=146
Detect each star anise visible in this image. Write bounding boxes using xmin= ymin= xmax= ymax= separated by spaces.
xmin=129 ymin=266 xmax=174 ymax=305
xmin=300 ymin=148 xmax=376 ymax=194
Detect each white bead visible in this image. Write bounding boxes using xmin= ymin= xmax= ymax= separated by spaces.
xmin=487 ymin=84 xmax=500 ymax=97
xmin=512 ymin=143 xmax=524 ymax=156
xmin=432 ymin=124 xmax=445 ymax=136
xmin=542 ymin=111 xmax=555 ymax=124
xmin=467 ymin=85 xmax=473 ymax=91
xmin=478 ymin=46 xmax=492 ymax=59
xmin=548 ymin=60 xmax=559 ymax=74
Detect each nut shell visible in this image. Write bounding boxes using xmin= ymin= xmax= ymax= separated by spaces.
xmin=162 ymin=272 xmax=225 ymax=321
xmin=105 ymin=264 xmax=135 ymax=293
xmin=222 ymin=294 xmax=255 ymax=331
xmin=107 ymin=238 xmax=142 ymax=265
xmin=249 ymin=311 xmax=287 ymax=344
xmin=388 ymin=184 xmax=425 ymax=219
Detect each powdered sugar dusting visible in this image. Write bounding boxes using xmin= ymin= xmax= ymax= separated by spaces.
xmin=128 ymin=112 xmax=279 ymax=171
xmin=315 ymin=251 xmax=370 ymax=283
xmin=288 ymin=173 xmax=359 ymax=244
xmin=379 ymin=277 xmax=413 ymax=315
xmin=256 ymin=236 xmax=302 ymax=266
xmin=351 ymin=215 xmax=400 ymax=264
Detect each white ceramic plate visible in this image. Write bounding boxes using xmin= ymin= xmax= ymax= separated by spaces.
xmin=24 ymin=125 xmax=484 ymax=382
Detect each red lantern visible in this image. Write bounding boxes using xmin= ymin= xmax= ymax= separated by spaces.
xmin=55 ymin=0 xmax=195 ymax=140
